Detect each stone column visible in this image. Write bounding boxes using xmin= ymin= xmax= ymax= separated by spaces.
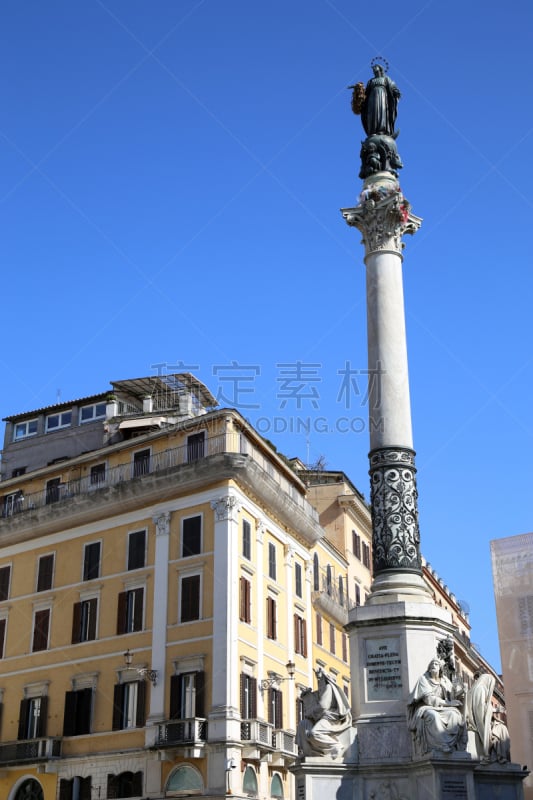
xmin=342 ymin=172 xmax=431 ymax=603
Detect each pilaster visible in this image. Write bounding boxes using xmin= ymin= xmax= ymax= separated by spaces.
xmin=146 ymin=511 xmax=171 ymax=733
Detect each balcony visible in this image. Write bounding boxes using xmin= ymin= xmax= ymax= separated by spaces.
xmin=157 ymin=718 xmax=207 ymax=747
xmin=0 ymin=737 xmax=62 ymax=765
xmin=272 ymin=729 xmax=296 ymax=757
xmin=312 ymin=572 xmax=349 ymax=626
xmin=1 ymin=429 xmax=323 ymax=546
xmin=241 ymin=719 xmax=274 ymax=758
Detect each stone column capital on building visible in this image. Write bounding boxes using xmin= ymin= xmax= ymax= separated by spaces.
xmin=153 ymin=511 xmax=171 ymax=536
xmin=211 ymin=494 xmax=240 ymax=522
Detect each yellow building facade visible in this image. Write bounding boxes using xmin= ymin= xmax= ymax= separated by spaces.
xmin=0 ymin=375 xmax=352 ymax=800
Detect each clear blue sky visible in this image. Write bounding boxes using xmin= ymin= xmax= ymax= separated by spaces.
xmin=2 ymin=1 xmax=533 ymax=672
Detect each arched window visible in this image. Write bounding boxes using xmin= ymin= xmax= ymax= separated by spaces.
xmin=243 ymin=766 xmax=258 ymax=795
xmin=326 ymin=565 xmax=332 ymax=596
xmin=313 ymin=554 xmax=319 ymax=591
xmin=271 ymin=773 xmax=284 ymax=798
xmin=166 ymin=765 xmax=203 ymax=794
xmin=338 ymin=576 xmax=344 ymax=606
xmin=13 ymin=779 xmax=44 ymax=800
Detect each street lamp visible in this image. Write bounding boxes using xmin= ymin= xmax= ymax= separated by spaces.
xmin=123 ymin=649 xmax=158 ymax=687
xmin=259 ymin=661 xmax=295 ymax=692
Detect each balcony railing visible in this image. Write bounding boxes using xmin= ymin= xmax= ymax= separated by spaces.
xmin=241 ymin=719 xmax=274 ymax=749
xmin=272 ymin=729 xmax=296 ymax=756
xmin=157 ymin=718 xmax=207 ymax=746
xmin=1 ymin=430 xmax=317 ymax=524
xmin=0 ymin=737 xmax=62 ymax=765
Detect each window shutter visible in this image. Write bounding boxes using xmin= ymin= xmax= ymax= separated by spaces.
xmin=63 ymin=691 xmax=77 ymax=736
xmin=294 ymin=614 xmax=299 ymax=653
xmin=112 ymin=684 xmax=123 ymax=730
xmin=36 ymin=695 xmax=48 ymax=737
xmin=71 ymin=602 xmax=82 ymax=644
xmin=133 ymin=588 xmax=143 ymax=631
xmin=302 ymin=618 xmax=308 ymax=658
xmin=239 ymin=577 xmax=246 ymax=621
xmin=195 ymin=671 xmax=205 ymax=717
xmin=80 ymin=777 xmax=92 ymax=800
xmin=132 ymin=772 xmax=143 ymax=797
xmin=136 ymin=680 xmax=146 ymax=727
xmin=240 ymin=674 xmax=246 ymax=717
xmin=316 ymin=613 xmax=322 ymax=646
xmin=275 ymin=690 xmax=283 ymax=729
xmin=107 ymin=774 xmax=118 ymax=800
xmin=17 ymin=698 xmax=30 ymax=739
xmin=77 ymin=688 xmax=93 ymax=735
xmin=249 ymin=676 xmax=257 ymax=718
xmin=88 ymin=598 xmax=97 ymax=640
xmin=37 ymin=554 xmax=54 ymax=591
xmin=0 ymin=566 xmax=11 ymax=600
xmin=0 ymin=617 xmax=6 ymax=658
xmin=170 ymin=674 xmax=182 ymax=719
xmin=116 ymin=592 xmax=127 ymax=635
xmin=59 ymin=779 xmax=71 ymax=800
xmin=267 ymin=688 xmax=274 ymax=724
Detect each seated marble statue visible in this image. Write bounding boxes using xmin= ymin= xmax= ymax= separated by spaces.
xmin=490 ymin=710 xmax=511 ymax=763
xmin=407 ymin=658 xmax=467 ymax=755
xmin=296 ymin=668 xmax=353 ymax=758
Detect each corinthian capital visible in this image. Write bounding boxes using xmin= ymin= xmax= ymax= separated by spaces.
xmin=211 ymin=495 xmax=240 ymax=522
xmin=342 ymin=177 xmax=421 ymax=257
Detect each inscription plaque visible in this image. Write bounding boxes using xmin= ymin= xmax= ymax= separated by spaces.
xmin=365 ymin=637 xmax=402 ymax=700
xmin=441 ymin=774 xmax=467 ymax=799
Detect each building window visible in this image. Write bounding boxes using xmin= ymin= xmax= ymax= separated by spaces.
xmin=271 ymin=774 xmax=284 ymax=799
xmin=112 ymin=681 xmax=146 ymax=730
xmin=32 ymin=609 xmax=50 ymax=652
xmin=187 ymin=432 xmax=205 ymax=462
xmin=268 ymin=686 xmax=283 ymax=729
xmin=72 ymin=598 xmax=98 ymax=643
xmin=132 ymin=448 xmax=150 ymax=477
xmin=316 ymin=612 xmax=322 ymax=646
xmin=295 ymin=562 xmax=303 ymax=598
xmin=59 ymin=777 xmax=92 ymax=800
xmin=313 ymin=553 xmax=319 ymax=591
xmin=63 ymin=688 xmax=93 ymax=736
xmin=45 ymin=477 xmax=61 ymax=504
xmin=14 ymin=419 xmax=38 ymax=440
xmin=107 ymin=772 xmax=143 ymax=799
xmin=329 ymin=623 xmax=336 ymax=655
xmin=128 ymin=530 xmax=146 ymax=570
xmin=242 ymin=766 xmax=258 ymax=796
xmin=326 ymin=565 xmax=332 ymax=595
xmin=18 ymin=695 xmax=47 ymax=739
xmin=180 ymin=575 xmax=201 ymax=622
xmin=240 ymin=673 xmax=257 ymax=719
xmin=267 ymin=596 xmax=277 ymax=640
xmin=80 ymin=402 xmax=106 ymax=423
xmin=362 ymin=542 xmax=371 ymax=569
xmin=83 ymin=541 xmax=101 ymax=580
xmin=2 ymin=491 xmax=24 ymax=516
xmin=355 ymin=583 xmax=361 ymax=607
xmin=240 ymin=576 xmax=251 ymax=623
xmin=242 ymin=519 xmax=251 ymax=560
xmin=166 ymin=766 xmax=203 ymax=794
xmin=117 ymin=588 xmax=144 ymax=634
xmin=182 ymin=515 xmax=202 ymax=557
xmin=37 ymin=554 xmax=54 ymax=592
xmin=0 ymin=617 xmax=7 ymax=658
xmin=268 ymin=542 xmax=277 ymax=580
xmin=338 ymin=576 xmax=344 ymax=607
xmin=12 ymin=466 xmax=26 ymax=477
xmin=169 ymin=671 xmax=205 ymax=719
xmin=342 ymin=633 xmax=348 ymax=662
xmin=353 ymin=530 xmax=361 ymax=560
xmin=90 ymin=463 xmax=106 ymax=486
xmin=294 ymin=614 xmax=307 ymax=657
xmin=14 ymin=780 xmax=44 ymax=800
xmin=45 ymin=411 xmax=72 ymax=432
xmin=0 ymin=565 xmax=11 ymax=600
